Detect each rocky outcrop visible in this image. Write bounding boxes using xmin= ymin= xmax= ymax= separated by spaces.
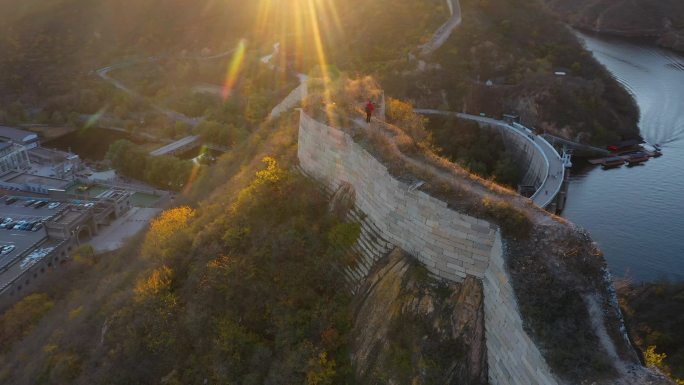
xmin=351 ymin=249 xmax=487 ymax=385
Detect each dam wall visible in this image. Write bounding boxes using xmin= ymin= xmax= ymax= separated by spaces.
xmin=490 ymin=124 xmax=548 ymax=190
xmin=297 ymin=110 xmax=560 ymax=384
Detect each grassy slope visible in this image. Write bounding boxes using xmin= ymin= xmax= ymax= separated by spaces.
xmin=0 ymin=111 xmax=355 ymax=384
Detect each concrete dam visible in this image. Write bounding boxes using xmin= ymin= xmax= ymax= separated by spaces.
xmin=297 ymin=109 xmax=560 ymax=385
xmin=414 ymin=109 xmax=571 ymax=213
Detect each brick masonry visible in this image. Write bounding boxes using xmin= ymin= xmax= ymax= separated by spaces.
xmin=297 ymin=110 xmax=560 ymax=385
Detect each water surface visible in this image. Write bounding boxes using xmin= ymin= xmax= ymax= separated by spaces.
xmin=563 ymin=32 xmax=684 ymax=282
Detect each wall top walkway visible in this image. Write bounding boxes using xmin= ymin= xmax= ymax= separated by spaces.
xmin=414 ymin=109 xmax=566 ymax=209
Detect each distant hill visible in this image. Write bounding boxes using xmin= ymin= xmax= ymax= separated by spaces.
xmin=0 ymin=0 xmax=257 ymax=101
xmin=544 ymin=0 xmax=684 ymax=52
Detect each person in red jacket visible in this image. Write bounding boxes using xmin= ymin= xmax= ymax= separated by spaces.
xmin=365 ymin=100 xmax=375 ymax=123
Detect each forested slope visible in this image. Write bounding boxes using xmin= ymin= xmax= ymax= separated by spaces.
xmin=544 ymin=0 xmax=684 ymax=52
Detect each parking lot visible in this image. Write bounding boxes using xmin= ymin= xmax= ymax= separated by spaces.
xmin=0 ymin=196 xmax=57 ymax=271
xmin=1 ymin=196 xmax=64 ymax=219
xmin=0 ymin=229 xmax=47 ymax=272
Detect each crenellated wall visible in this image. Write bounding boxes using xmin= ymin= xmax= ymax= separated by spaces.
xmin=297 ymin=110 xmax=560 ymax=385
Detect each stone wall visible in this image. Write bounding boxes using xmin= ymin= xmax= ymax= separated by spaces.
xmin=484 ymin=232 xmax=560 ymax=385
xmin=270 ymin=82 xmax=308 ymax=119
xmin=297 ymin=110 xmax=561 ymax=385
xmin=298 ymin=110 xmax=496 ymax=281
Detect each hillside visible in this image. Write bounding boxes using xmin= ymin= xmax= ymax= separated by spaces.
xmin=544 ymin=0 xmax=684 ymax=52
xmin=1 ymin=0 xmax=639 ymax=148
xmin=0 ymin=0 xmax=670 ymax=384
xmin=619 ymin=281 xmax=684 ymax=383
xmin=0 ymin=111 xmax=493 ymax=384
xmin=377 ymin=0 xmax=640 ymax=148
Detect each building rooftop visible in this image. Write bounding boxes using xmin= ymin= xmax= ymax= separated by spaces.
xmin=0 ymin=126 xmax=39 ymax=145
xmin=28 ymin=147 xmax=78 ymax=163
xmin=2 ymin=172 xmax=72 ymax=190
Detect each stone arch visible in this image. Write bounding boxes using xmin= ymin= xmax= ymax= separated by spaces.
xmin=76 ymin=225 xmax=93 ymax=244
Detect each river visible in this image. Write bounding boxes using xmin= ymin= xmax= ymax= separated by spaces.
xmin=563 ymin=31 xmax=684 ymax=282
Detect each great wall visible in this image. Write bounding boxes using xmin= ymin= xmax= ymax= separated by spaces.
xmin=265 ymin=0 xmax=671 ymax=382
xmin=295 ymin=102 xmax=674 ymax=384
xmin=298 ymin=108 xmax=560 ymax=384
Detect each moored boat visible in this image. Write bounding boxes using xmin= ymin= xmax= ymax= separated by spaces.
xmin=602 ymin=156 xmax=625 ymax=169
xmin=626 ymin=152 xmax=649 ymax=165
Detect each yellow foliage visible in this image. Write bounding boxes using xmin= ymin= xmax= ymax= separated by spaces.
xmin=254 ymin=156 xmax=283 ymax=185
xmin=386 ymin=98 xmax=430 ymax=145
xmin=68 ymin=306 xmax=83 ymax=320
xmin=142 ymin=206 xmax=195 ymax=259
xmin=644 ymin=345 xmax=684 ymax=384
xmin=233 ymin=157 xmax=285 ymax=212
xmin=0 ymin=293 xmax=54 ymax=345
xmin=645 ymin=345 xmax=667 ymax=368
xmin=306 ymin=352 xmax=337 ymax=385
xmin=134 ymin=266 xmax=174 ymax=301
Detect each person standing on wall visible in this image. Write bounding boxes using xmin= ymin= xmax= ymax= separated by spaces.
xmin=365 ymin=99 xmax=375 ymax=123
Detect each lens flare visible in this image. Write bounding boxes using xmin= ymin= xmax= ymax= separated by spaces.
xmin=84 ymin=106 xmax=109 ymax=129
xmin=222 ymin=39 xmax=247 ymax=100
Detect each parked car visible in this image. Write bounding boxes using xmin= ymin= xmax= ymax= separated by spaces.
xmin=34 ymin=201 xmax=47 ymax=209
xmin=5 ymin=222 xmax=16 ymax=230
xmin=4 ymin=197 xmax=17 ymax=205
xmin=48 ymin=202 xmax=61 ymax=209
xmin=0 ymin=245 xmax=15 ymax=255
xmin=23 ymin=200 xmax=36 ymax=207
xmin=31 ymin=223 xmax=43 ymax=232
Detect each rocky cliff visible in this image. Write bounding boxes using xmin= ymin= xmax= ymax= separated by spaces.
xmin=544 ymin=0 xmax=684 ymax=52
xmin=351 ymin=249 xmax=487 ymax=385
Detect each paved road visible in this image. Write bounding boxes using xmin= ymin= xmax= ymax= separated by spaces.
xmin=89 ymin=207 xmax=162 ymax=253
xmin=414 ymin=109 xmax=566 ymax=209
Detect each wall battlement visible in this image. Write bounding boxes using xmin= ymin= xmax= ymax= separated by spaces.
xmin=297 ymin=110 xmax=560 ymax=385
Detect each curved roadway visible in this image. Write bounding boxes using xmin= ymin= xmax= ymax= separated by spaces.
xmin=414 ymin=109 xmax=566 ymax=209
